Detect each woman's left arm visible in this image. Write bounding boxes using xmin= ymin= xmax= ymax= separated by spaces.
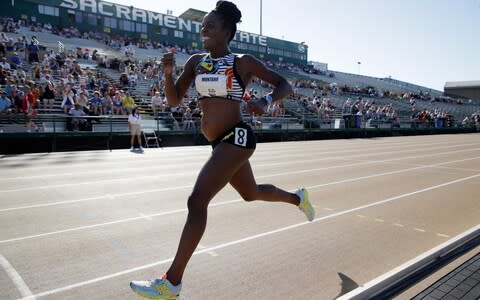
xmin=240 ymin=55 xmax=293 ymax=115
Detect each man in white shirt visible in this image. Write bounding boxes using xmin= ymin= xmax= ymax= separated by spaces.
xmin=151 ymin=91 xmax=163 ymax=116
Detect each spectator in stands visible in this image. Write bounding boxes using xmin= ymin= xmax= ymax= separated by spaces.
xmin=103 ymin=92 xmax=113 ymax=114
xmin=130 ymin=2 xmax=314 ymax=298
xmin=8 ymin=85 xmax=23 ymax=117
xmin=61 ymin=88 xmax=75 ymax=114
xmin=119 ymin=72 xmax=129 ymax=88
xmin=128 ymin=71 xmax=137 ymax=87
xmin=121 ymin=91 xmax=135 ymax=114
xmin=112 ymin=90 xmax=123 ymax=115
xmin=342 ymin=98 xmax=352 ymax=128
xmin=22 ymin=86 xmax=38 ymax=132
xmin=14 ymin=66 xmax=26 ymax=80
xmin=77 ymin=83 xmax=90 ymax=98
xmin=27 ymin=41 xmax=39 ymax=63
xmin=59 ymin=64 xmax=69 ymax=78
xmin=8 ymin=52 xmax=20 ymax=69
xmin=151 ymin=91 xmax=163 ymax=116
xmin=68 ymin=103 xmax=87 ymax=131
xmin=5 ymin=38 xmax=14 ymax=52
xmin=0 ymin=90 xmax=12 ymax=122
xmin=1 ymin=57 xmax=10 ymax=70
xmin=86 ymin=71 xmax=96 ymax=90
xmin=89 ymin=90 xmax=104 ymax=115
xmin=41 ymin=80 xmax=56 ymax=112
xmin=0 ymin=42 xmax=5 ymax=58
xmin=76 ymin=91 xmax=90 ymax=113
xmin=0 ymin=67 xmax=6 ymax=85
xmin=182 ymin=107 xmax=195 ymax=131
xmin=70 ymin=60 xmax=83 ymax=78
xmin=0 ymin=33 xmax=8 ymax=44
xmin=63 ymin=74 xmax=75 ymax=86
xmin=249 ymin=113 xmax=261 ymax=128
xmin=351 ymin=100 xmax=361 ymax=128
xmin=128 ymin=106 xmax=143 ymax=152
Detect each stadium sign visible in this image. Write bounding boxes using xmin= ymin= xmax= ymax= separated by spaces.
xmin=59 ymin=0 xmax=267 ymax=46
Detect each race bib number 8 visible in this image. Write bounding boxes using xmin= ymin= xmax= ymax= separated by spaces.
xmin=234 ymin=128 xmax=247 ymax=147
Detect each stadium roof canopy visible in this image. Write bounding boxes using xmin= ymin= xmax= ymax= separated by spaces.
xmin=179 ymin=8 xmax=208 ymax=22
xmin=444 ymin=81 xmax=480 ymax=89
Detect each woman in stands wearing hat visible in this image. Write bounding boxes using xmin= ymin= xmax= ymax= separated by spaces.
xmin=130 ymin=1 xmax=315 ymax=299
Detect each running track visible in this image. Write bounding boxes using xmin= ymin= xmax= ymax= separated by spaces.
xmin=1 ymin=133 xmax=479 ymax=299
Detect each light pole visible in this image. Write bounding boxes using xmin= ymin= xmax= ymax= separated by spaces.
xmin=260 ymin=0 xmax=263 ymax=35
xmin=357 ymin=61 xmax=361 ymax=74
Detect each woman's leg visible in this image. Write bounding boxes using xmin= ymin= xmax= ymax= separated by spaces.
xmin=136 ymin=133 xmax=142 ymax=148
xmin=229 ymin=161 xmax=300 ymax=205
xmin=166 ymin=143 xmax=254 ymax=285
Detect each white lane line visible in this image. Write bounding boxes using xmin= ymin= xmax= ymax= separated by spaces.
xmin=0 ymin=139 xmax=456 ymax=174
xmin=19 ymin=172 xmax=480 ymax=299
xmin=139 ymin=213 xmax=152 ymax=221
xmin=0 ymin=185 xmax=194 ymax=213
xmin=0 ymin=254 xmax=35 ymax=299
xmin=2 ymin=143 xmax=478 ymax=183
xmin=1 ymin=149 xmax=478 ymax=213
xmin=2 ymin=156 xmax=479 ymax=244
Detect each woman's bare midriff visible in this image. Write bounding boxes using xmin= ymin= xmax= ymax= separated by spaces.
xmin=199 ymin=98 xmax=243 ymax=142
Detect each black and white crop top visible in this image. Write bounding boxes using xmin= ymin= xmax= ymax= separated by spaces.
xmin=194 ymin=53 xmax=246 ymax=101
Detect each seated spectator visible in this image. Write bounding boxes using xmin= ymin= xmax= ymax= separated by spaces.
xmin=0 ymin=33 xmax=9 ymax=43
xmin=91 ymin=49 xmax=98 ymax=61
xmin=0 ymin=43 xmax=5 ymax=60
xmin=77 ymin=83 xmax=90 ymax=98
xmin=68 ymin=103 xmax=87 ymax=131
xmin=70 ymin=60 xmax=83 ymax=78
xmin=103 ymin=93 xmax=113 ymax=114
xmin=112 ymin=90 xmax=123 ymax=115
xmin=89 ymin=91 xmax=104 ymax=115
xmin=1 ymin=57 xmax=11 ymax=70
xmin=8 ymin=52 xmax=21 ymax=69
xmin=61 ymin=89 xmax=75 ymax=114
xmin=86 ymin=71 xmax=96 ymax=90
xmin=76 ymin=91 xmax=90 ymax=114
xmin=119 ymin=72 xmax=129 ymax=88
xmin=128 ymin=71 xmax=138 ymax=87
xmin=250 ymin=113 xmax=262 ymax=129
xmin=0 ymin=90 xmax=13 ymax=122
xmin=121 ymin=91 xmax=135 ymax=114
xmin=8 ymin=85 xmax=23 ymax=116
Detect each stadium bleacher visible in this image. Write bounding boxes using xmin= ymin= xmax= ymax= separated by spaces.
xmin=0 ymin=22 xmax=479 ymax=137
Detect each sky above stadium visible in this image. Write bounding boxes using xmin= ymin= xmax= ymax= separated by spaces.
xmin=109 ymin=0 xmax=480 ymax=92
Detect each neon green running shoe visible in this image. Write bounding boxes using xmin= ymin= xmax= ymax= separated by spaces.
xmin=130 ymin=274 xmax=181 ymax=299
xmin=296 ymin=187 xmax=315 ymax=221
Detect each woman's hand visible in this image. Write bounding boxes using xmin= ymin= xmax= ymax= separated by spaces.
xmin=160 ymin=52 xmax=176 ymax=76
xmin=246 ymin=98 xmax=268 ymax=116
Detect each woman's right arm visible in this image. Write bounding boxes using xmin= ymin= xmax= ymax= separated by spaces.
xmin=162 ymin=53 xmax=200 ymax=107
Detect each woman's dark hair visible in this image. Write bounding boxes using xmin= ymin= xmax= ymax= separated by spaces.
xmin=212 ymin=1 xmax=242 ymax=42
